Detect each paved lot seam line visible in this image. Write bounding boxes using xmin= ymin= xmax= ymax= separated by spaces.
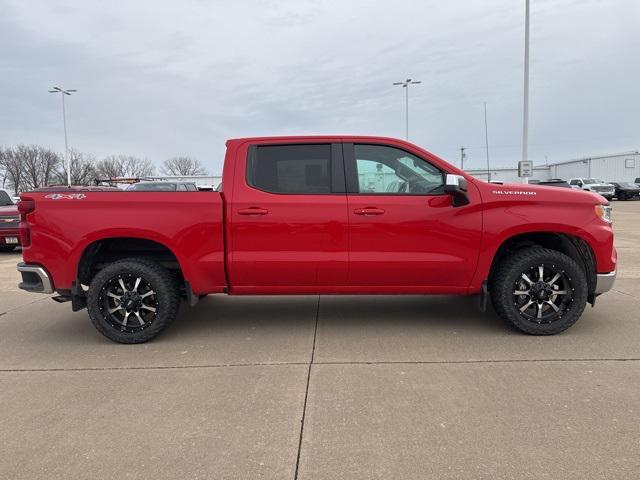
xmin=1 ymin=357 xmax=639 ymax=374
xmin=294 ymin=295 xmax=320 ymax=480
xmin=0 ymin=295 xmax=50 ymax=316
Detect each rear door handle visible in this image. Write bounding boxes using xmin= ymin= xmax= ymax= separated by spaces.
xmin=354 ymin=207 xmax=385 ymax=216
xmin=238 ymin=207 xmax=269 ymax=215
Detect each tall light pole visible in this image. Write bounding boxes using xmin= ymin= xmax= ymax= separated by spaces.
xmin=393 ymin=78 xmax=421 ymax=140
xmin=48 ymin=86 xmax=77 ymax=187
xmin=522 ymin=0 xmax=530 ymax=184
xmin=484 ymin=102 xmax=491 ymax=181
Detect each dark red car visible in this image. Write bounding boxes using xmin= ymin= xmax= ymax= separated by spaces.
xmin=0 ymin=189 xmax=20 ymax=252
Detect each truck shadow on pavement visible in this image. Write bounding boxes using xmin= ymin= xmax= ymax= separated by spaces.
xmin=167 ymin=294 xmax=508 ymax=340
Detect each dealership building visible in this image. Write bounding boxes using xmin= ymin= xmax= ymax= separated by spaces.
xmin=466 ymin=151 xmax=640 ymax=183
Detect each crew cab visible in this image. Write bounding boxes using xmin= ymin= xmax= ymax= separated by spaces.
xmin=16 ymin=136 xmax=617 ymax=343
xmin=0 ymin=189 xmax=20 ymax=252
xmin=568 ymin=178 xmax=615 ymax=199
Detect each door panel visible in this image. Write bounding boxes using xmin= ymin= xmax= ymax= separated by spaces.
xmin=345 ymin=142 xmax=482 ymax=289
xmin=228 ymin=142 xmax=348 ymax=290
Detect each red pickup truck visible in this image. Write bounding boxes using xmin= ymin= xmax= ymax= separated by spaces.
xmin=17 ymin=136 xmax=616 ymax=343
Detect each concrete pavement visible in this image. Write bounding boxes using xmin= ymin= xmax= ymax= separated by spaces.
xmin=1 ymin=201 xmax=639 ymax=479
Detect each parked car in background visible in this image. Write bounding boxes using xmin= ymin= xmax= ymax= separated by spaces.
xmin=17 ymin=135 xmax=616 ymax=343
xmin=127 ymin=181 xmax=198 ymax=191
xmin=635 ymin=177 xmax=640 ymax=186
xmin=535 ymin=179 xmax=572 ymax=189
xmin=0 ymin=189 xmax=20 ymax=252
xmin=568 ymin=178 xmax=615 ymax=199
xmin=610 ymin=182 xmax=640 ymax=201
xmin=34 ymin=185 xmax=121 ymax=193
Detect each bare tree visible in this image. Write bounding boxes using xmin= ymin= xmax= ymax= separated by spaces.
xmin=0 ymin=148 xmax=18 ymax=191
xmin=161 ymin=156 xmax=207 ymax=176
xmin=18 ymin=145 xmax=61 ymax=190
xmin=54 ymin=149 xmax=97 ymax=185
xmin=95 ymin=155 xmax=155 ymax=179
xmin=0 ymin=145 xmax=60 ymax=192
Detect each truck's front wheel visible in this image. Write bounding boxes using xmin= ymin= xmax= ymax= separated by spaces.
xmin=490 ymin=248 xmax=588 ymax=335
xmin=87 ymin=258 xmax=180 ymax=343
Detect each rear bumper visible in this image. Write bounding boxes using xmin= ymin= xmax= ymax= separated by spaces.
xmin=594 ymin=270 xmax=616 ymax=295
xmin=17 ymin=263 xmax=53 ymax=294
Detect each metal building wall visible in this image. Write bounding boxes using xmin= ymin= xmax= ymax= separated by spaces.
xmin=548 ymin=152 xmax=640 ymax=182
xmin=550 ymin=161 xmax=589 ymax=180
xmin=466 ymin=167 xmax=550 ymax=183
xmin=589 ymin=153 xmax=640 ymax=182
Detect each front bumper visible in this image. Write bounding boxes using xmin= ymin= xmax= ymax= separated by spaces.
xmin=0 ymin=229 xmax=21 ymax=246
xmin=17 ymin=263 xmax=53 ymax=294
xmin=594 ymin=270 xmax=616 ymax=295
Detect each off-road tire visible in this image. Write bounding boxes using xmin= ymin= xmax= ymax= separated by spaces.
xmin=490 ymin=248 xmax=588 ymax=335
xmin=87 ymin=258 xmax=180 ymax=343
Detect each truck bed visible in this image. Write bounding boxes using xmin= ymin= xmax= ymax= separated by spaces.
xmin=21 ymin=191 xmax=227 ymax=295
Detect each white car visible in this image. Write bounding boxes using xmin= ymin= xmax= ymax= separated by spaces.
xmin=568 ymin=178 xmax=615 ymax=200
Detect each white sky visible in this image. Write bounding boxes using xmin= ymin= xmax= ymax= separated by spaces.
xmin=1 ymin=0 xmax=639 ymax=174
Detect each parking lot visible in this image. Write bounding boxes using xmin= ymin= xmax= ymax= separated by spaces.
xmin=0 ymin=201 xmax=638 ymax=479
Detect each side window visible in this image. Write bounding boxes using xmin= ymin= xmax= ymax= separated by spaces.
xmin=353 ymin=144 xmax=444 ymax=195
xmin=247 ymin=144 xmax=332 ymax=194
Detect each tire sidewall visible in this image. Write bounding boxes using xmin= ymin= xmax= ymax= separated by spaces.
xmin=494 ymin=249 xmax=588 ymax=335
xmin=87 ymin=259 xmax=178 ymax=343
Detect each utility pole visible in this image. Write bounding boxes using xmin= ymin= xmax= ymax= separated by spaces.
xmin=460 ymin=146 xmax=466 ymax=170
xmin=392 ymin=78 xmax=421 ymax=140
xmin=484 ymin=102 xmax=491 ymax=182
xmin=48 ymin=86 xmax=77 ymax=187
xmin=522 ymin=0 xmax=531 ymax=184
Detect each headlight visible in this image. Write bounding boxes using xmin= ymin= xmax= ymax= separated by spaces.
xmin=595 ymin=204 xmax=612 ymax=224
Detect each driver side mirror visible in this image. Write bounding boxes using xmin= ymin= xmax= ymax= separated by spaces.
xmin=444 ymin=174 xmax=470 ymax=207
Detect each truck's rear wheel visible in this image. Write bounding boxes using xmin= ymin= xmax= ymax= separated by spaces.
xmin=87 ymin=258 xmax=180 ymax=343
xmin=490 ymin=248 xmax=588 ymax=335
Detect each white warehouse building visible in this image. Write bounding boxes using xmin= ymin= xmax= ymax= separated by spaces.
xmin=466 ymin=151 xmax=640 ymax=183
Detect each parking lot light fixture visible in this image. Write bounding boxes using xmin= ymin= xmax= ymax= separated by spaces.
xmin=393 ymin=79 xmax=421 ymax=140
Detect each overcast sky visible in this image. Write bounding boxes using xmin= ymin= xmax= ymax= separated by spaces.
xmin=1 ymin=0 xmax=639 ymax=174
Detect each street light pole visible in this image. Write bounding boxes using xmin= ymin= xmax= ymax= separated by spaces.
xmin=484 ymin=102 xmax=491 ymax=182
xmin=393 ymin=79 xmax=421 ymax=140
xmin=522 ymin=0 xmax=530 ymax=184
xmin=48 ymin=86 xmax=77 ymax=187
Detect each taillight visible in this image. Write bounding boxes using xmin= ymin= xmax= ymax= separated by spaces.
xmin=18 ymin=197 xmax=35 ymax=247
xmin=17 ymin=199 xmax=35 ymax=216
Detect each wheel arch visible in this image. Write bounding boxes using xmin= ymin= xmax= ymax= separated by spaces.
xmin=76 ymin=235 xmax=186 ymax=288
xmin=488 ymin=231 xmax=597 ymax=301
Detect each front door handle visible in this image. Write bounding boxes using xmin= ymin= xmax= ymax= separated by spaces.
xmin=354 ymin=207 xmax=385 ymax=216
xmin=238 ymin=207 xmax=269 ymax=216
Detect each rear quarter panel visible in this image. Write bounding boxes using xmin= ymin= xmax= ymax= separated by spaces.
xmin=21 ymin=191 xmax=225 ymax=294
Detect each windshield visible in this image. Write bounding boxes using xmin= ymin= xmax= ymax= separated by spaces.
xmin=0 ymin=191 xmax=13 ymax=206
xmin=583 ymin=179 xmax=604 ymax=185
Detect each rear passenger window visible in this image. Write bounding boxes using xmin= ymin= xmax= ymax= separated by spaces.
xmin=247 ymin=144 xmax=332 ymax=194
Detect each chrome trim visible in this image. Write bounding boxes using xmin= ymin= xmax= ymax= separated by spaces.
xmin=17 ymin=263 xmax=54 ymax=294
xmin=594 ymin=270 xmax=616 ymax=295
